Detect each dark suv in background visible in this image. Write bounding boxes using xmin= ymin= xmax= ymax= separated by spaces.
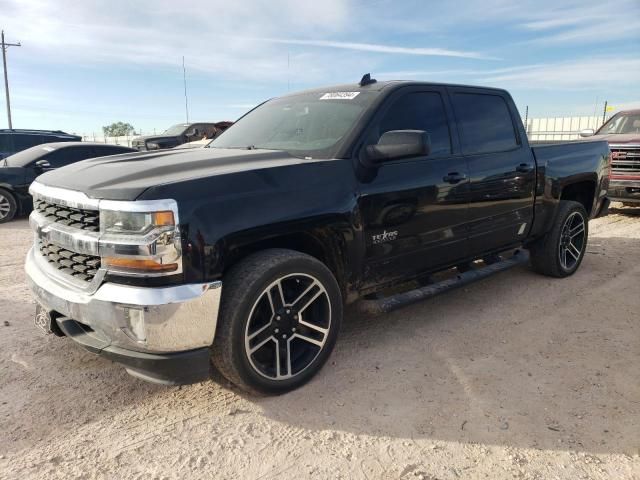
xmin=132 ymin=121 xmax=233 ymax=151
xmin=0 ymin=142 xmax=135 ymax=223
xmin=0 ymin=129 xmax=82 ymax=160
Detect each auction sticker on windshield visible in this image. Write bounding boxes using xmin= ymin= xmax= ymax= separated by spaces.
xmin=320 ymin=92 xmax=360 ymax=100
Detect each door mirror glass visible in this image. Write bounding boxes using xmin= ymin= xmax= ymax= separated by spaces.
xmin=363 ymin=130 xmax=431 ymax=165
xmin=579 ymin=128 xmax=595 ymax=137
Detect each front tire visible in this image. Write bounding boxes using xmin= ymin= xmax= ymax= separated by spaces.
xmin=0 ymin=188 xmax=17 ymax=223
xmin=211 ymin=249 xmax=343 ymax=395
xmin=529 ymin=200 xmax=588 ymax=278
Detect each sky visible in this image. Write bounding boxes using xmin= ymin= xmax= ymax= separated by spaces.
xmin=1 ymin=0 xmax=639 ymax=135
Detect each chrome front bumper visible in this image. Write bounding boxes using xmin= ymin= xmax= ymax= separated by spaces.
xmin=25 ymin=246 xmax=222 ymax=354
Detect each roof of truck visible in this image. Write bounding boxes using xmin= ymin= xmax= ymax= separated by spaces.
xmin=280 ymin=77 xmax=509 ymax=98
xmin=0 ymin=129 xmax=78 ymax=136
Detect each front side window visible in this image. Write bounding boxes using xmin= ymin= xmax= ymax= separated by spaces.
xmin=374 ymin=92 xmax=452 ymax=155
xmin=452 ymin=93 xmax=518 ymax=154
xmin=211 ymin=91 xmax=378 ymax=159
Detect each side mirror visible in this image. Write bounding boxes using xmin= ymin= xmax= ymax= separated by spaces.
xmin=362 ymin=130 xmax=431 ymax=165
xmin=579 ymin=128 xmax=595 ymax=137
xmin=34 ymin=159 xmax=51 ymax=170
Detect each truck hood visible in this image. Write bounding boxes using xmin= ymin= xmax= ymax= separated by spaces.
xmin=133 ymin=134 xmax=178 ymax=145
xmin=35 ymin=148 xmax=308 ymax=200
xmin=592 ymin=133 xmax=640 ymax=145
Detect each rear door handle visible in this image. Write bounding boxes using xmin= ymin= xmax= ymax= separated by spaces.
xmin=443 ymin=172 xmax=467 ymax=184
xmin=516 ymin=163 xmax=534 ymax=173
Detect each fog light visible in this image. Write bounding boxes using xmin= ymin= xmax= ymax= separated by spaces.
xmin=123 ymin=307 xmax=147 ymax=343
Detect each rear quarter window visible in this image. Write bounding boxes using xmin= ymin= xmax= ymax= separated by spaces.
xmin=452 ymin=93 xmax=518 ymax=155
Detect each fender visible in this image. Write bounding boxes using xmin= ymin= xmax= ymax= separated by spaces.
xmin=529 ymin=141 xmax=609 ymax=239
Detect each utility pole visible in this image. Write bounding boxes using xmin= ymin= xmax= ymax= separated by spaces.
xmin=1 ymin=30 xmax=21 ymax=130
xmin=182 ymin=56 xmax=189 ymax=123
xmin=602 ymin=100 xmax=608 ymax=126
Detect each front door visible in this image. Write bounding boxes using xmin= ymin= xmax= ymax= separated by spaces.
xmin=357 ymin=88 xmax=469 ymax=290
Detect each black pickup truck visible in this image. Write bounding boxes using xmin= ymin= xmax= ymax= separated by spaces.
xmin=25 ymin=76 xmax=610 ymax=394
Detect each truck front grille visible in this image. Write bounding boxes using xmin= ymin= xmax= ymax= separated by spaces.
xmin=611 ymin=146 xmax=640 ymax=177
xmin=34 ymin=198 xmax=100 ymax=232
xmin=39 ymin=240 xmax=101 ymax=283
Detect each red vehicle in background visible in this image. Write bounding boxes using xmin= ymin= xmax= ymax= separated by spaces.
xmin=582 ymin=109 xmax=640 ymax=205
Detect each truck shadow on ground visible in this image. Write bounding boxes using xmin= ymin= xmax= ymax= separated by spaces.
xmin=254 ymin=236 xmax=640 ymax=455
xmin=2 ymin=237 xmax=637 ymax=457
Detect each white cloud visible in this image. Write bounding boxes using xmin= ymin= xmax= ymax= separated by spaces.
xmin=479 ymin=57 xmax=640 ymax=90
xmin=259 ymin=38 xmax=494 ymax=59
xmin=517 ymin=0 xmax=640 ymax=44
xmin=0 ymin=0 xmax=490 ymax=84
xmin=377 ymin=57 xmax=640 ymax=91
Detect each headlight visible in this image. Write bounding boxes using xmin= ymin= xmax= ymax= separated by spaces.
xmin=99 ymin=200 xmax=182 ymax=277
xmin=146 ymin=142 xmax=160 ymax=150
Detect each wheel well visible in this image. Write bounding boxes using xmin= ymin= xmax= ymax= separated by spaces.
xmin=223 ymin=231 xmax=347 ymax=291
xmin=560 ymin=181 xmax=596 ymax=215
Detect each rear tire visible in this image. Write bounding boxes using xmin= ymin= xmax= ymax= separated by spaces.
xmin=211 ymin=249 xmax=342 ymax=395
xmin=0 ymin=188 xmax=17 ymax=223
xmin=529 ymin=200 xmax=588 ymax=278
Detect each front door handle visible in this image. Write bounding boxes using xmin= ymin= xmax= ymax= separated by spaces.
xmin=443 ymin=172 xmax=467 ymax=184
xmin=516 ymin=163 xmax=534 ymax=173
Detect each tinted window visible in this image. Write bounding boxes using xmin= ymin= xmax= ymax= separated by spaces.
xmin=14 ymin=134 xmax=43 ymax=151
xmin=377 ymin=92 xmax=451 ymax=155
xmin=44 ymin=147 xmax=96 ymax=168
xmin=0 ymin=135 xmax=11 ymax=152
xmin=211 ymin=91 xmax=378 ymax=159
xmin=452 ymin=93 xmax=518 ymax=154
xmin=93 ymin=146 xmax=130 ymax=156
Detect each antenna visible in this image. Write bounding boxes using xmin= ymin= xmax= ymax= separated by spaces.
xmin=359 ymin=73 xmax=377 ymax=87
xmin=182 ymin=56 xmax=189 ymax=123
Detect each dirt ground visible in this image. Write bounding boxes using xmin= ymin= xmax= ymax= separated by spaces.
xmin=1 ymin=205 xmax=639 ymax=480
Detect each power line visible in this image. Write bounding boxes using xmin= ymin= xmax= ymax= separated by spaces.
xmin=1 ymin=30 xmax=21 ymax=130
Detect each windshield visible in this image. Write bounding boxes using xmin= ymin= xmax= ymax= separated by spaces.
xmin=597 ymin=112 xmax=640 ymax=135
xmin=4 ymin=145 xmax=54 ymax=167
xmin=162 ymin=124 xmax=191 ymax=136
xmin=210 ymin=91 xmax=377 ymax=159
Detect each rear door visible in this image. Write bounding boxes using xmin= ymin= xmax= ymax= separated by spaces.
xmin=358 ymin=87 xmax=469 ymax=288
xmin=449 ymin=88 xmax=535 ymax=256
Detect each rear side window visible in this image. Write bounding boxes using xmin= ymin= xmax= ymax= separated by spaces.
xmin=44 ymin=147 xmax=95 ymax=168
xmin=0 ymin=135 xmax=10 ymax=152
xmin=14 ymin=134 xmax=42 ymax=151
xmin=452 ymin=93 xmax=518 ymax=154
xmin=378 ymin=92 xmax=452 ymax=155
